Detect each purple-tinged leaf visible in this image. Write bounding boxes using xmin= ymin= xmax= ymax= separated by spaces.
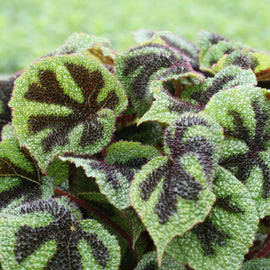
xmin=9 ymin=54 xmax=128 ymax=171
xmin=167 ymin=166 xmax=259 ymax=270
xmin=130 ymin=112 xmax=223 ymax=263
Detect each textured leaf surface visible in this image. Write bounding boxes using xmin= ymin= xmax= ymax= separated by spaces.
xmin=130 ymin=113 xmax=223 ymax=262
xmin=204 ymin=85 xmax=270 ymax=217
xmin=197 ymin=30 xmax=247 ymax=73
xmin=0 ymin=197 xmax=120 ymax=270
xmin=9 ymin=54 xmax=128 ymax=171
xmin=115 ymin=43 xmax=189 ymax=116
xmin=167 ymin=166 xmax=259 ymax=270
xmin=60 ymin=156 xmax=131 ymax=209
xmin=132 ymin=29 xmax=199 ymax=69
xmin=134 ymin=251 xmax=186 ymax=270
xmin=241 ymin=258 xmax=270 ymax=270
xmin=47 ymin=158 xmax=69 ymax=185
xmin=182 ymin=65 xmax=257 ymax=107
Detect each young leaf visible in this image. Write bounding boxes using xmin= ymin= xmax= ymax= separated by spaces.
xmin=130 ymin=112 xmax=223 ymax=263
xmin=9 ymin=54 xmax=128 ymax=171
xmin=0 ymin=197 xmax=121 ymax=270
xmin=204 ymin=85 xmax=270 ymax=218
xmin=115 ymin=43 xmax=188 ymax=116
xmin=167 ymin=166 xmax=259 ymax=270
xmin=134 ymin=251 xmax=186 ymax=270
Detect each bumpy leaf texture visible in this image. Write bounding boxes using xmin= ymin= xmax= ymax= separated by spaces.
xmin=0 ymin=197 xmax=120 ymax=270
xmin=130 ymin=112 xmax=223 ymax=263
xmin=134 ymin=251 xmax=186 ymax=270
xmin=115 ymin=43 xmax=194 ymax=116
xmin=241 ymin=258 xmax=270 ymax=269
xmin=9 ymin=54 xmax=128 ymax=171
xmin=61 ymin=141 xmax=159 ymax=210
xmin=204 ymin=85 xmax=270 ymax=218
xmin=132 ymin=29 xmax=200 ymax=70
xmin=167 ymin=166 xmax=259 ymax=270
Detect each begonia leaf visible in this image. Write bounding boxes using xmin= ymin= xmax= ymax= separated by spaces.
xmin=204 ymin=85 xmax=270 ymax=218
xmin=114 ymin=121 xmax=163 ymax=146
xmin=134 ymin=251 xmax=186 ymax=270
xmin=115 ymin=43 xmax=191 ymax=116
xmin=0 ymin=72 xmax=21 ymax=137
xmin=132 ymin=29 xmax=199 ymax=69
xmin=130 ymin=112 xmax=223 ymax=263
xmin=1 ymin=123 xmax=16 ymax=141
xmin=0 ymin=197 xmax=120 ymax=270
xmin=9 ymin=54 xmax=128 ymax=171
xmin=198 ymin=30 xmax=249 ymax=74
xmin=167 ymin=166 xmax=259 ymax=270
xmin=181 ymin=65 xmax=257 ymax=107
xmin=241 ymin=258 xmax=270 ymax=269
xmin=47 ymin=158 xmax=69 ymax=186
xmin=253 ymin=52 xmax=270 ymax=88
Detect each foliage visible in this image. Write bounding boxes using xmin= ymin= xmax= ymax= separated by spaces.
xmin=0 ymin=30 xmax=270 ymax=269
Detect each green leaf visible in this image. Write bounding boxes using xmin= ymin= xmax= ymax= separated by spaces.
xmin=114 ymin=121 xmax=163 ymax=146
xmin=204 ymin=85 xmax=270 ymax=218
xmin=167 ymin=166 xmax=259 ymax=270
xmin=181 ymin=65 xmax=257 ymax=107
xmin=253 ymin=52 xmax=270 ymax=88
xmin=134 ymin=251 xmax=186 ymax=270
xmin=132 ymin=29 xmax=199 ymax=69
xmin=138 ymin=90 xmax=200 ymax=125
xmin=1 ymin=123 xmax=16 ymax=141
xmin=47 ymin=158 xmax=69 ymax=186
xmin=105 ymin=141 xmax=160 ymax=166
xmin=0 ymin=197 xmax=121 ymax=270
xmin=115 ymin=43 xmax=188 ymax=116
xmin=241 ymin=258 xmax=270 ymax=270
xmin=130 ymin=112 xmax=223 ymax=263
xmin=60 ymin=156 xmax=131 ymax=210
xmin=198 ymin=30 xmax=248 ymax=74
xmin=9 ymin=54 xmax=128 ymax=171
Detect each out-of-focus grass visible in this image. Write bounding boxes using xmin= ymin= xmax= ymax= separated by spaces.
xmin=1 ymin=0 xmax=270 ymax=73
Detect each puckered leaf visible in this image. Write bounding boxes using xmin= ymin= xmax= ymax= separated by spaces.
xmin=60 ymin=141 xmax=159 ymax=210
xmin=241 ymin=258 xmax=270 ymax=270
xmin=0 ymin=72 xmax=21 ymax=137
xmin=181 ymin=65 xmax=257 ymax=107
xmin=253 ymin=52 xmax=270 ymax=89
xmin=0 ymin=197 xmax=120 ymax=270
xmin=167 ymin=166 xmax=259 ymax=270
xmin=197 ymin=30 xmax=249 ymax=74
xmin=130 ymin=112 xmax=223 ymax=263
xmin=9 ymin=54 xmax=128 ymax=171
xmin=115 ymin=43 xmax=193 ymax=116
xmin=204 ymin=85 xmax=270 ymax=218
xmin=134 ymin=251 xmax=186 ymax=270
xmin=132 ymin=29 xmax=199 ymax=69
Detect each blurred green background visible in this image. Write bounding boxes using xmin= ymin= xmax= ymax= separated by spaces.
xmin=1 ymin=0 xmax=270 ymax=74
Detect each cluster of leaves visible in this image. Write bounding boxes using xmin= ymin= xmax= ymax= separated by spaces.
xmin=1 ymin=30 xmax=270 ymax=269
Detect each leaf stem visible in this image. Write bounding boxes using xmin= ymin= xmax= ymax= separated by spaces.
xmin=54 ymin=187 xmax=134 ymax=252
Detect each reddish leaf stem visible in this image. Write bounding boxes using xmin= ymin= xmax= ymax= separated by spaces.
xmin=54 ymin=187 xmax=134 ymax=251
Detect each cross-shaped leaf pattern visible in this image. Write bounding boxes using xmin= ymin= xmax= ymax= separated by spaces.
xmin=130 ymin=112 xmax=223 ymax=263
xmin=0 ymin=197 xmax=120 ymax=269
xmin=9 ymin=54 xmax=128 ymax=171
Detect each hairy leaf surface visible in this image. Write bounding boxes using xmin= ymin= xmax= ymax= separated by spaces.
xmin=167 ymin=166 xmax=259 ymax=270
xmin=0 ymin=197 xmax=120 ymax=270
xmin=9 ymin=54 xmax=128 ymax=171
xmin=130 ymin=113 xmax=223 ymax=263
